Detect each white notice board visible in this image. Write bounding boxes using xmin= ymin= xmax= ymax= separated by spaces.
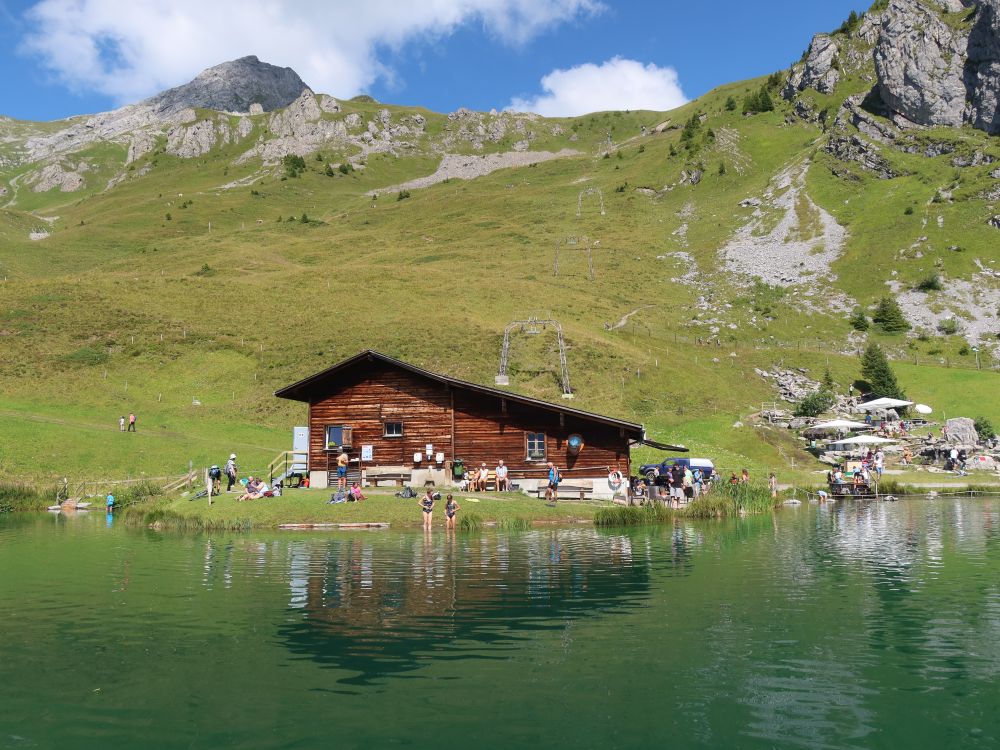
xmin=361 ymin=445 xmax=373 ymax=461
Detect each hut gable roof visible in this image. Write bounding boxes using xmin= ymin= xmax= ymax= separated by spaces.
xmin=275 ymin=349 xmax=645 ymax=437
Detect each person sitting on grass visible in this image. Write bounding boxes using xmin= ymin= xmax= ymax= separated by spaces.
xmin=237 ymin=476 xmax=268 ymax=502
xmin=348 ymin=481 xmax=366 ymax=502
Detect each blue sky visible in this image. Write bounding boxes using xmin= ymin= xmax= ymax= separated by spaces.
xmin=0 ymin=0 xmax=867 ymax=121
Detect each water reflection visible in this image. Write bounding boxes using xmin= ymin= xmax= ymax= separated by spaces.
xmin=274 ymin=529 xmax=652 ymax=684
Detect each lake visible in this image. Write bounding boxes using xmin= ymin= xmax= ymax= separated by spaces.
xmin=2 ymin=498 xmax=999 ymax=749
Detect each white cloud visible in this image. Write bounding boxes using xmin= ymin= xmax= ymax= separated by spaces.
xmin=510 ymin=57 xmax=687 ymax=117
xmin=19 ymin=0 xmax=602 ymax=105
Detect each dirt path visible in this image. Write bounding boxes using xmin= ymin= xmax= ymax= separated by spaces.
xmin=608 ymin=305 xmax=654 ymax=330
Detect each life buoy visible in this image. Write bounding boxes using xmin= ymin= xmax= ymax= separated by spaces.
xmin=608 ymin=470 xmax=624 ymax=489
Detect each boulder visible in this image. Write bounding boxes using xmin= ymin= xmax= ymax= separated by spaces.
xmin=945 ymin=417 xmax=979 ymax=445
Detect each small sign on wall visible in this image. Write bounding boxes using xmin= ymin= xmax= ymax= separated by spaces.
xmin=361 ymin=445 xmax=373 ymax=461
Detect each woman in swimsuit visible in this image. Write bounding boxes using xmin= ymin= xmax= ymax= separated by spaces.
xmin=419 ymin=489 xmax=435 ymax=529
xmin=444 ymin=494 xmax=460 ymax=529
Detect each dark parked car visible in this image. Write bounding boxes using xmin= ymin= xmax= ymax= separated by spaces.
xmin=638 ymin=458 xmax=715 ymax=484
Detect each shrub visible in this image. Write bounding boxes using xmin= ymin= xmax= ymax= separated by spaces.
xmin=958 ymin=344 xmax=970 ymax=356
xmin=904 ymin=205 xmax=914 ymax=215
xmin=795 ymin=388 xmax=836 ymax=417
xmin=937 ymin=318 xmax=959 ymax=335
xmin=974 ymin=416 xmax=996 ymax=441
xmin=872 ymin=296 xmax=910 ymax=332
xmin=766 ymin=71 xmax=783 ymax=89
xmin=325 ymin=165 xmax=335 ymax=177
xmin=300 ymin=213 xmax=309 ymax=224
xmin=61 ymin=346 xmax=109 ymax=366
xmin=915 ymin=274 xmax=943 ymax=292
xmin=725 ymin=95 xmax=737 ymax=111
xmin=165 ymin=212 xmax=172 ymax=221
xmin=718 ymin=162 xmax=727 ymax=176
xmin=338 ymin=163 xmax=353 ymax=175
xmin=397 ymin=190 xmax=411 ymax=201
xmin=849 ymin=307 xmax=870 ymax=331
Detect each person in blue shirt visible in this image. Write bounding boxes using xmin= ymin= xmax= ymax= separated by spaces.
xmin=545 ymin=462 xmax=561 ymax=503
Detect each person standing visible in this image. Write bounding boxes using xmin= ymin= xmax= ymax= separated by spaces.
xmin=224 ymin=454 xmax=238 ymax=492
xmin=545 ymin=462 xmax=560 ymax=503
xmin=692 ymin=467 xmax=703 ymax=499
xmin=768 ymin=472 xmax=778 ymax=499
xmin=444 ymin=494 xmax=460 ymax=530
xmin=740 ymin=468 xmax=750 ymax=484
xmin=495 ymin=460 xmax=509 ymax=491
xmin=127 ymin=412 xmax=136 ymax=432
xmin=419 ymin=488 xmax=435 ymax=529
xmin=119 ymin=415 xmax=126 ymax=432
xmin=336 ymin=448 xmax=349 ymax=491
xmin=874 ymin=450 xmax=885 ymax=479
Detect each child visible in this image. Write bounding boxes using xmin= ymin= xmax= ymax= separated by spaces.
xmin=768 ymin=472 xmax=777 ymax=499
xmin=444 ymin=494 xmax=460 ymax=529
xmin=349 ymin=481 xmax=366 ymax=502
xmin=419 ymin=488 xmax=435 ymax=529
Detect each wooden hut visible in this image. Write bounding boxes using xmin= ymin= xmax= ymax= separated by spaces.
xmin=274 ymin=350 xmax=671 ymax=497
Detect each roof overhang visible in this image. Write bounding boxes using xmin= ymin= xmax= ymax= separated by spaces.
xmin=631 ymin=437 xmax=689 ymax=453
xmin=275 ymin=349 xmax=645 ymax=437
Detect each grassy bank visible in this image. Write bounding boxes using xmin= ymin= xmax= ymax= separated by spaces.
xmin=0 ymin=482 xmax=49 ymax=513
xmin=119 ymin=487 xmax=602 ymax=530
xmin=594 ymin=483 xmax=779 ymax=526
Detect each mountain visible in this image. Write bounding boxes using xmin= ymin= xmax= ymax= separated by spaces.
xmin=145 ymin=55 xmax=308 ymax=116
xmin=1 ymin=0 xmax=998 ymax=482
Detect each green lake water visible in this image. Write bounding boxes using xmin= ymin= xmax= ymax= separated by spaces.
xmin=2 ymin=498 xmax=1000 ymax=749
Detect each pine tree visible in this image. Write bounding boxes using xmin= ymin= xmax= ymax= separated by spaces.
xmin=860 ymin=344 xmax=906 ymax=401
xmin=871 ymin=297 xmax=910 ymax=333
xmin=849 ymin=307 xmax=870 ymax=331
xmin=822 ymin=367 xmax=836 ymax=391
xmin=725 ymin=95 xmax=737 ymax=111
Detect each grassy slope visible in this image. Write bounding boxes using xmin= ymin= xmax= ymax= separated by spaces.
xmin=0 ymin=66 xmax=997 ymax=484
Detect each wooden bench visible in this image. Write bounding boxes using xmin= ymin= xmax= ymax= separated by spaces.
xmin=533 ymin=481 xmax=595 ymax=500
xmin=366 ymin=472 xmax=411 ymax=488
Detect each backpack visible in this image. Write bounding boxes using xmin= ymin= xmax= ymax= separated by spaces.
xmin=329 ymin=490 xmax=347 ymax=504
xmin=395 ymin=487 xmax=417 ymax=499
xmin=208 ymin=466 xmax=222 ymax=480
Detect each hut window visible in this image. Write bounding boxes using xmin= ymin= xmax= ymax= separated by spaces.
xmin=383 ymin=421 xmax=403 ymax=437
xmin=326 ymin=425 xmax=352 ymax=450
xmin=526 ymin=432 xmax=546 ymax=461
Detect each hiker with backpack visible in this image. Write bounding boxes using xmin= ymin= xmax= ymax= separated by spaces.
xmin=208 ymin=464 xmax=223 ymax=496
xmin=224 ymin=454 xmax=238 ymax=492
xmin=545 ymin=462 xmax=561 ymax=503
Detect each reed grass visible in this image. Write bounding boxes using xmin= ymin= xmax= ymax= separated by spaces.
xmin=593 ymin=504 xmax=676 ymax=527
xmin=684 ymin=482 xmax=778 ymax=518
xmin=0 ymin=482 xmax=47 ymax=512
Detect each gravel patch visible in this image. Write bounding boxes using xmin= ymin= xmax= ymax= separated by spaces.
xmin=370 ymin=149 xmax=579 ymax=196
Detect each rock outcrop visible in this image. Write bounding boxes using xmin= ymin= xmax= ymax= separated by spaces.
xmin=965 ymin=0 xmax=1000 ymax=133
xmin=783 ymin=34 xmax=840 ymax=98
xmin=874 ymin=0 xmax=968 ymax=128
xmin=26 ymin=162 xmax=87 ymax=192
xmin=871 ymin=0 xmax=1000 ymax=135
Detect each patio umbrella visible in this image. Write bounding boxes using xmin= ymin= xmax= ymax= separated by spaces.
xmin=914 ymin=404 xmax=933 ymax=415
xmin=830 ymin=435 xmax=897 ymax=446
xmin=857 ymin=397 xmax=914 ymax=411
xmin=809 ymin=419 xmax=869 ymax=431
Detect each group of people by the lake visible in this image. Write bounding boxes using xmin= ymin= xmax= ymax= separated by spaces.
xmin=826 ymin=449 xmax=885 ymax=496
xmin=419 ymin=489 xmax=460 ymax=529
xmin=632 ymin=464 xmax=726 ymax=507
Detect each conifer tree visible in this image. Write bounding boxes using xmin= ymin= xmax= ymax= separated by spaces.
xmin=860 ymin=344 xmax=906 ymax=401
xmin=871 ymin=297 xmax=910 ymax=333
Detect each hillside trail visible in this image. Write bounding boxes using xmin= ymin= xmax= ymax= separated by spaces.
xmin=2 ymin=173 xmax=23 ymax=208
xmin=607 ymin=305 xmax=654 ymax=330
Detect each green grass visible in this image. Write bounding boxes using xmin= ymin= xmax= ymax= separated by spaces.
xmin=0 ymin=65 xmax=997 ymax=487
xmin=120 ymin=488 xmax=602 ymax=530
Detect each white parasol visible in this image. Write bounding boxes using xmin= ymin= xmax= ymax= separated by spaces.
xmin=857 ymin=397 xmax=914 ymax=412
xmin=914 ymin=404 xmax=933 ymax=415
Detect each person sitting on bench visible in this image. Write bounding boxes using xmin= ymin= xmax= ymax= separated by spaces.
xmin=476 ymin=463 xmax=490 ymax=491
xmin=495 ymin=460 xmax=509 ymax=491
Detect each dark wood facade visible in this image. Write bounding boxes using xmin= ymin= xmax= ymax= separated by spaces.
xmin=275 ymin=350 xmax=646 ymax=479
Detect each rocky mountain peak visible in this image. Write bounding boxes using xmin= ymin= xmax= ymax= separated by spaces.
xmin=144 ymin=55 xmax=309 ymax=115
